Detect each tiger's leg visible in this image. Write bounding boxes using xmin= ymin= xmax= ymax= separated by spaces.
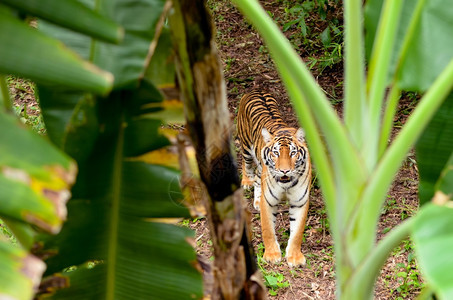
xmin=241 ymin=149 xmax=255 ymax=188
xmin=253 ymin=167 xmax=262 ymax=210
xmin=285 ymin=196 xmax=309 ymax=267
xmin=253 ymin=176 xmax=261 ymax=210
xmin=260 ymin=171 xmax=281 ymax=263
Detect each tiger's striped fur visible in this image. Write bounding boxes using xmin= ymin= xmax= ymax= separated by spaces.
xmin=237 ymin=91 xmax=311 ymax=267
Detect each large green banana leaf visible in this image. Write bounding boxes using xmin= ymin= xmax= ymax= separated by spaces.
xmin=1 ymin=0 xmax=123 ymax=43
xmin=0 ymin=113 xmax=76 ymax=300
xmin=412 ymin=204 xmax=453 ymax=300
xmin=0 ymin=5 xmax=113 ymax=94
xmin=366 ymin=1 xmax=453 ymax=298
xmin=416 ymin=92 xmax=453 ymax=205
xmin=35 ymin=0 xmax=202 ymax=298
xmin=365 ymin=0 xmax=453 ymax=91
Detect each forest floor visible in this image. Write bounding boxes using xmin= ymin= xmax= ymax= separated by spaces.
xmin=188 ymin=1 xmax=423 ymax=299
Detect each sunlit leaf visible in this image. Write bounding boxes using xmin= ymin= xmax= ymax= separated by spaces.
xmin=0 ymin=113 xmax=76 ymax=233
xmin=39 ymin=0 xmax=168 ymax=89
xmin=1 ymin=0 xmax=123 ymax=43
xmin=412 ymin=204 xmax=453 ymax=300
xmin=0 ymin=113 xmax=75 ymax=300
xmin=0 ymin=241 xmax=45 ymax=300
xmin=365 ymin=0 xmax=453 ymax=91
xmin=0 ymin=8 xmax=113 ymax=94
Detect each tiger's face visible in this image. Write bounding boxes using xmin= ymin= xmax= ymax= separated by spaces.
xmin=261 ymin=127 xmax=308 ymax=184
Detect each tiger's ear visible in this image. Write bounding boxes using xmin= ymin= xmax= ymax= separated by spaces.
xmin=262 ymin=127 xmax=272 ymax=144
xmin=295 ymin=128 xmax=305 ymax=142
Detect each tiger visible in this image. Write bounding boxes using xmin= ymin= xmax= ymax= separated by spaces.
xmin=237 ymin=91 xmax=311 ymax=267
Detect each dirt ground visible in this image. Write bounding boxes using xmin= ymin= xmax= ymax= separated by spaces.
xmin=189 ymin=1 xmax=422 ymax=299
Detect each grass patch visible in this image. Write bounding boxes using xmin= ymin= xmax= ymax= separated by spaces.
xmin=7 ymin=75 xmax=46 ymax=135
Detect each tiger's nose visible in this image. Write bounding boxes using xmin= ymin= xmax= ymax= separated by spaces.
xmin=281 ymin=169 xmax=290 ymax=175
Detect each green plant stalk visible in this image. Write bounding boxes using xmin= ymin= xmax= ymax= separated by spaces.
xmin=394 ymin=0 xmax=426 ymax=79
xmin=346 ymin=0 xmax=427 ymax=274
xmin=345 ymin=216 xmax=415 ymax=299
xmin=278 ymin=65 xmax=338 ymax=233
xmin=378 ymin=85 xmax=401 ymax=157
xmin=231 ymin=0 xmax=366 ymax=219
xmin=367 ymin=0 xmax=404 ymax=163
xmin=343 ymin=0 xmax=367 ymax=152
xmin=232 ymin=0 xmax=370 ymax=290
xmin=376 ymin=0 xmax=425 ymax=147
xmin=357 ymin=57 xmax=453 ymax=263
xmin=0 ymin=75 xmax=12 ymax=112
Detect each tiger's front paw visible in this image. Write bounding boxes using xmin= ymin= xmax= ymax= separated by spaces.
xmin=241 ymin=176 xmax=254 ymax=189
xmin=263 ymin=250 xmax=282 ymax=264
xmin=286 ymin=251 xmax=306 ymax=268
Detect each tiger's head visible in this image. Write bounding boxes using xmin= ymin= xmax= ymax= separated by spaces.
xmin=261 ymin=127 xmax=309 ymax=184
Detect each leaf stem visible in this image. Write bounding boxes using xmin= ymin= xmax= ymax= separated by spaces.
xmin=278 ymin=66 xmax=337 ymax=228
xmin=0 ymin=75 xmax=12 ymax=112
xmin=343 ymin=0 xmax=366 ymax=150
xmin=378 ymin=85 xmax=401 ymax=157
xmin=367 ymin=0 xmax=404 ymax=162
xmin=360 ymin=57 xmax=453 ymax=246
xmin=232 ymin=0 xmax=366 ymax=217
xmin=345 ymin=216 xmax=415 ymax=299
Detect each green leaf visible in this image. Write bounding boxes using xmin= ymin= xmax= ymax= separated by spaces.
xmin=416 ymin=92 xmax=453 ymax=205
xmin=0 ymin=8 xmax=113 ymax=94
xmin=397 ymin=0 xmax=453 ymax=91
xmin=38 ymin=50 xmax=199 ymax=300
xmin=437 ymin=156 xmax=453 ymax=197
xmin=39 ymin=116 xmax=200 ymax=298
xmin=1 ymin=0 xmax=123 ymax=43
xmin=365 ymin=0 xmax=453 ymax=91
xmin=412 ymin=204 xmax=453 ymax=300
xmin=42 ymin=222 xmax=200 ymax=300
xmin=0 ymin=113 xmax=76 ymax=233
xmin=38 ymin=89 xmax=99 ymax=162
xmin=123 ymin=119 xmax=170 ymax=157
xmin=0 ymin=113 xmax=75 ymax=300
xmin=0 ymin=241 xmax=45 ymax=300
xmin=144 ymin=27 xmax=176 ymax=88
xmin=33 ymin=0 xmax=201 ymax=297
xmin=264 ymin=275 xmax=278 ymax=288
xmin=39 ymin=0 xmax=167 ymax=89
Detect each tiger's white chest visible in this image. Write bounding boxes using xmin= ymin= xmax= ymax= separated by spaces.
xmin=263 ymin=172 xmax=308 ymax=207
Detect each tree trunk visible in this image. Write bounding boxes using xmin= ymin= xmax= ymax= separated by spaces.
xmin=170 ymin=0 xmax=266 ymax=299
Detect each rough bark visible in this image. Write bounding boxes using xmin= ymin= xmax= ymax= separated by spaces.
xmin=169 ymin=1 xmax=266 ymax=299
